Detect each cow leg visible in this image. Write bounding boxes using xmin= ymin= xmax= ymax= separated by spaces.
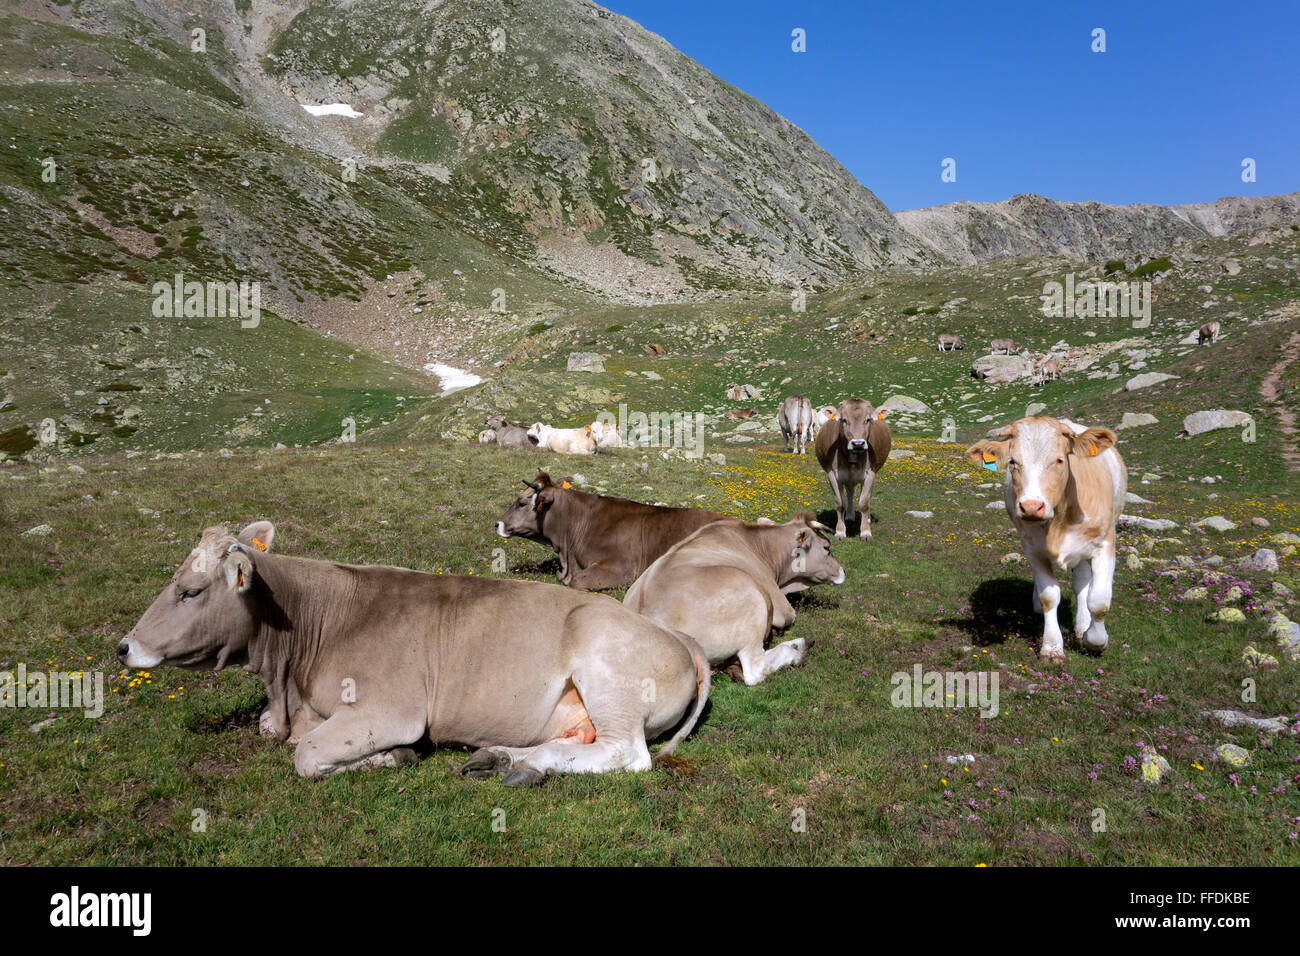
xmin=1026 ymin=551 xmax=1065 ymax=664
xmin=1081 ymin=544 xmax=1115 ymax=652
xmin=737 ymin=637 xmax=809 ymax=685
xmin=856 ymin=471 xmax=877 ymax=540
xmin=825 ymin=473 xmax=848 ymax=539
xmin=292 ymin=709 xmax=423 ymax=778
xmin=1072 ymin=561 xmax=1093 ymax=644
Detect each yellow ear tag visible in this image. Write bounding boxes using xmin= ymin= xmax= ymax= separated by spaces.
xmin=252 ymin=537 xmax=267 ymax=551
xmin=982 ymin=451 xmax=998 ymax=471
xmin=1086 ymin=441 xmax=1098 ymax=456
xmin=561 ymin=481 xmax=572 ymax=489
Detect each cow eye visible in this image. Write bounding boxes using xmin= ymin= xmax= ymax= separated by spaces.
xmin=1055 ymin=457 xmax=1065 ymax=465
xmin=181 ymin=588 xmax=203 ymax=600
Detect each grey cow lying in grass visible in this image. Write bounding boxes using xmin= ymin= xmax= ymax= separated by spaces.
xmin=624 ymin=514 xmax=844 ymax=684
xmin=118 ymin=521 xmax=710 ymax=785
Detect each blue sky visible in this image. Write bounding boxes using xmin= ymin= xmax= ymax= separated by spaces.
xmin=601 ymin=0 xmax=1298 ymax=211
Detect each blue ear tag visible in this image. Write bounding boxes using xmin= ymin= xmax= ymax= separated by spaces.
xmin=981 ymin=453 xmax=998 ymax=471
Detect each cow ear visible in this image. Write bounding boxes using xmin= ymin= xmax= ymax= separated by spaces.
xmin=794 ymin=529 xmax=812 ymax=551
xmin=1070 ymin=427 xmax=1116 ymax=458
xmin=237 ymin=520 xmax=275 ymax=553
xmin=224 ymin=551 xmax=253 ymax=593
xmin=966 ymin=440 xmax=1009 ymax=468
xmin=876 ymin=407 xmax=889 ymax=421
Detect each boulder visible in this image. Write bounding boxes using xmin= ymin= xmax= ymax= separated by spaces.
xmin=1239 ymin=549 xmax=1278 ymax=574
xmin=1116 ymin=412 xmax=1159 ymax=430
xmin=567 ymin=352 xmax=605 ymax=373
xmin=1183 ymin=410 xmax=1253 ymax=436
xmin=1193 ymin=516 xmax=1237 ymax=532
xmin=880 ymin=395 xmax=933 ymax=414
xmin=971 ymin=354 xmax=1033 ymax=383
xmin=1124 ymin=372 xmax=1179 ymax=391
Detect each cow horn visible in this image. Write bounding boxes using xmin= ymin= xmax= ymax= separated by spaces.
xmin=522 ymin=480 xmax=542 ymax=492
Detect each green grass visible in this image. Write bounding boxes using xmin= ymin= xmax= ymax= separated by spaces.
xmin=1 ymin=428 xmax=1296 ymax=865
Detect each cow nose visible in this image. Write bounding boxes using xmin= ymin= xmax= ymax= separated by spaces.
xmin=116 ymin=639 xmax=130 ymax=660
xmin=848 ymin=439 xmax=867 ymax=449
xmin=1019 ymin=499 xmax=1047 ymax=519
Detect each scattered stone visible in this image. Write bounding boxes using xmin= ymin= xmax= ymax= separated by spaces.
xmin=892 ymin=449 xmax=916 ymax=459
xmin=880 ymin=395 xmax=933 ymax=414
xmin=1000 ymin=552 xmax=1026 ymax=565
xmin=1183 ymin=409 xmax=1253 ymax=436
xmin=22 ymin=524 xmax=53 ymax=537
xmin=1249 ymin=517 xmax=1270 ymax=527
xmin=1117 ymin=515 xmax=1177 ymax=532
xmin=1202 ymin=710 xmax=1292 ymax=734
xmin=1178 ymin=586 xmax=1208 ymax=601
xmin=1125 ymin=492 xmax=1153 ymax=505
xmin=945 ymin=754 xmax=976 ymax=765
xmin=1125 ymin=372 xmax=1179 ymax=391
xmin=567 ymin=352 xmax=605 ymax=373
xmin=1209 ymin=608 xmax=1245 ymax=623
xmin=1140 ymin=747 xmax=1172 ymax=785
xmin=905 ymin=510 xmax=934 ymax=519
xmin=1220 ymin=258 xmax=1242 ymax=276
xmin=1242 ymin=645 xmax=1279 ymax=669
xmin=985 ymin=500 xmax=1006 ymax=511
xmin=1117 ymin=412 xmax=1159 ymax=430
xmin=1214 ymin=744 xmax=1251 ymax=768
xmin=1025 ymin=402 xmax=1046 ymax=417
xmin=971 ymin=354 xmax=1033 ymax=383
xmin=1271 ymin=532 xmax=1300 ymax=546
xmin=1193 ymin=516 xmax=1236 ymax=532
xmin=1239 ymin=549 xmax=1278 ymax=574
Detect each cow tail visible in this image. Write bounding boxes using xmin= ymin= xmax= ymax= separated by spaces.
xmin=654 ymin=631 xmax=711 ymax=761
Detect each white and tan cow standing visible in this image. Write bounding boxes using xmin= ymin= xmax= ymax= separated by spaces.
xmin=778 ymin=395 xmax=814 ymax=454
xmin=938 ymin=333 xmax=965 ymax=352
xmin=625 ymin=514 xmax=844 ymax=685
xmin=118 ymin=522 xmax=709 ymax=786
xmin=1198 ymin=320 xmax=1220 ymax=345
xmin=527 ymin=423 xmax=598 ymax=455
xmin=814 ymin=399 xmax=891 ymax=540
xmin=811 ymin=405 xmax=838 ymax=440
xmin=965 ymin=417 xmax=1127 ymax=664
xmin=990 ymin=338 xmax=1019 ymax=355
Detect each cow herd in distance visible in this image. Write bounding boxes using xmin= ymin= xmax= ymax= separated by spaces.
xmin=117 ymin=358 xmax=1132 ymax=786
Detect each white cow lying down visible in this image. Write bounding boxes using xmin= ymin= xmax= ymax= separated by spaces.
xmin=966 ymin=416 xmax=1127 ymax=664
xmin=527 ymin=423 xmax=598 ymax=455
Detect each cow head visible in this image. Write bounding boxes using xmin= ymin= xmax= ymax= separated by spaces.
xmin=496 ymin=472 xmax=573 ymax=540
xmin=965 ymin=417 xmax=1116 ymax=522
xmin=117 ymin=520 xmax=275 ymax=670
xmin=778 ymin=514 xmax=844 ymax=592
xmin=836 ymin=399 xmax=887 ymax=457
xmin=485 ymin=414 xmax=509 ymax=433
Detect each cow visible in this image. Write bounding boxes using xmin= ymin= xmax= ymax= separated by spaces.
xmin=496 ymin=472 xmax=729 ymax=589
xmin=484 ymin=415 xmax=536 ymax=448
xmin=117 ymin=521 xmax=710 ymax=785
xmin=724 ymin=408 xmax=757 ymax=420
xmin=938 ymin=333 xmax=965 ymax=352
xmin=778 ymin=395 xmax=813 ymax=454
xmin=625 ymin=514 xmax=843 ymax=685
xmin=1198 ymin=320 xmax=1220 ymax=345
xmin=811 ymin=405 xmax=837 ymax=439
xmin=477 ymin=430 xmax=497 ymax=444
xmin=965 ymin=416 xmax=1127 ymax=664
xmin=814 ymin=399 xmax=891 ymax=540
xmin=990 ymin=338 xmax=1018 ymax=355
xmin=589 ymin=420 xmax=622 ymax=448
xmin=527 ymin=423 xmax=597 ymax=455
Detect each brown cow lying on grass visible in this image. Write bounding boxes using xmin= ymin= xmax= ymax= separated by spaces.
xmin=625 ymin=514 xmax=844 ymax=685
xmin=496 ymin=472 xmax=728 ymax=589
xmin=118 ymin=521 xmax=709 ymax=785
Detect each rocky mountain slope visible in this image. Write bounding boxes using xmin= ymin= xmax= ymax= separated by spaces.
xmin=897 ymin=192 xmax=1300 ymax=266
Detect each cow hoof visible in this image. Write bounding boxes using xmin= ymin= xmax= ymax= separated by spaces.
xmin=722 ymin=662 xmax=746 ymax=682
xmin=834 ymin=531 xmax=846 ymax=541
xmin=459 ymin=747 xmax=510 ymax=779
xmin=501 ymin=767 xmax=545 ymax=788
xmin=389 ymin=747 xmax=419 ymax=767
xmin=1039 ymin=651 xmax=1066 ymax=666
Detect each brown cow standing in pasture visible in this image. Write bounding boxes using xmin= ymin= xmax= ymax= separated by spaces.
xmin=118 ymin=521 xmax=709 ymax=785
xmin=1199 ymin=320 xmax=1220 ymax=345
xmin=938 ymin=333 xmax=965 ymax=352
xmin=778 ymin=395 xmax=813 ymax=454
xmin=814 ymin=399 xmax=892 ymax=540
xmin=496 ymin=472 xmax=728 ymax=589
